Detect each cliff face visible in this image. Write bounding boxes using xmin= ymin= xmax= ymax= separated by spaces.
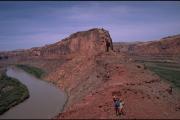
xmin=0 ymin=28 xmax=113 ymax=58
xmin=114 ymin=34 xmax=180 ymax=56
xmin=40 ymin=28 xmax=113 ymax=56
xmin=131 ymin=35 xmax=180 ymax=56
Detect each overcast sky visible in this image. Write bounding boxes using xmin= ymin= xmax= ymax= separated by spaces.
xmin=0 ymin=1 xmax=180 ymax=51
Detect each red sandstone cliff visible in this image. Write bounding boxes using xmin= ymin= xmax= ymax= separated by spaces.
xmin=38 ymin=28 xmax=113 ymax=57
xmin=114 ymin=34 xmax=180 ymax=57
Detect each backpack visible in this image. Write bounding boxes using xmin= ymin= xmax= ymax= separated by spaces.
xmin=114 ymin=99 xmax=120 ymax=107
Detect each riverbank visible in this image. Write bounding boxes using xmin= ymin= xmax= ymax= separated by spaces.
xmin=16 ymin=64 xmax=45 ymax=79
xmin=0 ymin=67 xmax=67 ymax=119
xmin=15 ymin=64 xmax=69 ymax=116
xmin=17 ymin=64 xmax=70 ymax=118
xmin=0 ymin=71 xmax=29 ymax=115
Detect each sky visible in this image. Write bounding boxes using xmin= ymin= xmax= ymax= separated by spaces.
xmin=0 ymin=1 xmax=180 ymax=51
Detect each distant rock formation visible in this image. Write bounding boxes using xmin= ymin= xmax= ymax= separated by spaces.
xmin=39 ymin=28 xmax=113 ymax=56
xmin=0 ymin=28 xmax=114 ymax=58
xmin=114 ymin=34 xmax=180 ymax=56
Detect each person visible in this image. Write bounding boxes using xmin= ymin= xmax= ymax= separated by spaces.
xmin=113 ymin=96 xmax=125 ymax=116
xmin=119 ymin=98 xmax=125 ymax=115
xmin=113 ymin=96 xmax=120 ymax=115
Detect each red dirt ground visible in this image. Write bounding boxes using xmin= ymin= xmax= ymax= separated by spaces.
xmin=55 ymin=53 xmax=180 ymax=119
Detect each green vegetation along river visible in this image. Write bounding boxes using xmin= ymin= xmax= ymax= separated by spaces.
xmin=0 ymin=67 xmax=67 ymax=119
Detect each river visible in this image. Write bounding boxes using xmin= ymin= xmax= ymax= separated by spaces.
xmin=0 ymin=67 xmax=67 ymax=119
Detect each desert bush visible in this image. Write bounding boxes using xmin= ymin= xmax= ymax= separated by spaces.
xmin=16 ymin=64 xmax=44 ymax=78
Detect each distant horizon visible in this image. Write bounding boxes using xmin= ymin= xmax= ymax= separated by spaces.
xmin=0 ymin=1 xmax=180 ymax=51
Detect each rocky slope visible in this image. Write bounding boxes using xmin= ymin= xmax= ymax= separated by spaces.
xmin=58 ymin=56 xmax=180 ymax=119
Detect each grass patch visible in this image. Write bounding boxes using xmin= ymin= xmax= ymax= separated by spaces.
xmin=153 ymin=63 xmax=180 ymax=69
xmin=145 ymin=63 xmax=180 ymax=88
xmin=0 ymin=73 xmax=29 ymax=115
xmin=16 ymin=64 xmax=44 ymax=78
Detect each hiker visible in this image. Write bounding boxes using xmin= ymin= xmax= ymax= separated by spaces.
xmin=113 ymin=96 xmax=120 ymax=115
xmin=119 ymin=98 xmax=125 ymax=115
xmin=113 ymin=96 xmax=125 ymax=116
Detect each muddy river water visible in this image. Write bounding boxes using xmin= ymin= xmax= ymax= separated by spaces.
xmin=0 ymin=67 xmax=67 ymax=119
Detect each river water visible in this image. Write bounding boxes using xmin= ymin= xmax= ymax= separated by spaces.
xmin=0 ymin=67 xmax=67 ymax=119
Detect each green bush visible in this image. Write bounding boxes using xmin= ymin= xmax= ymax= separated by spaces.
xmin=147 ymin=64 xmax=180 ymax=88
xmin=16 ymin=64 xmax=44 ymax=78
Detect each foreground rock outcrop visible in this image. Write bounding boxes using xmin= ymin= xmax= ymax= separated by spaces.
xmin=57 ymin=57 xmax=180 ymax=119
